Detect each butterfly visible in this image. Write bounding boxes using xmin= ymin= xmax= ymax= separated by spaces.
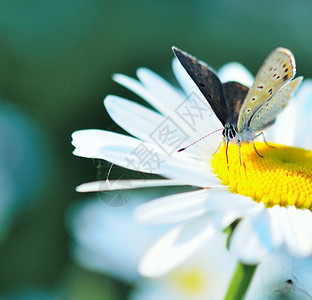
xmin=173 ymin=47 xmax=303 ymax=158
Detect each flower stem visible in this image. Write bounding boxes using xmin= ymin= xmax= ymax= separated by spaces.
xmin=224 ymin=262 xmax=257 ymax=300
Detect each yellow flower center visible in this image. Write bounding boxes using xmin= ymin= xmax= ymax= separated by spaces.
xmin=211 ymin=142 xmax=312 ymax=209
xmin=170 ymin=267 xmax=206 ymax=296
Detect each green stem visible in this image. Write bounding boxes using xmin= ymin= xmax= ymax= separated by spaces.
xmin=224 ymin=262 xmax=257 ymax=300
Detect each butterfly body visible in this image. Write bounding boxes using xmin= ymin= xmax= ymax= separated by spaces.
xmin=173 ymin=47 xmax=302 ymax=149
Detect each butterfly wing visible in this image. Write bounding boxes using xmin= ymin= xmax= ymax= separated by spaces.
xmin=223 ymin=81 xmax=249 ymax=126
xmin=173 ymin=47 xmax=228 ymax=126
xmin=249 ymin=76 xmax=302 ymax=131
xmin=237 ymin=47 xmax=296 ymax=132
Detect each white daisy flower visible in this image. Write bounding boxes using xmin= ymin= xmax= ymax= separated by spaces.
xmin=72 ymin=54 xmax=312 ymax=282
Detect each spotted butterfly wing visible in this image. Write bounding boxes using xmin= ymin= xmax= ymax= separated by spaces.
xmin=237 ymin=47 xmax=296 ymax=133
xmin=249 ymin=76 xmax=302 ymax=131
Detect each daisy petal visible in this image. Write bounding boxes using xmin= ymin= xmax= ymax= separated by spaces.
xmin=104 ymin=95 xmax=165 ymax=140
xmin=266 ymin=205 xmax=284 ymax=247
xmin=137 ymin=68 xmax=185 ymax=111
xmin=139 ymin=215 xmax=216 ymax=277
xmin=113 ymin=73 xmax=167 ymax=115
xmin=292 ymin=79 xmax=312 ymax=149
xmin=71 ymin=129 xmax=143 ymax=159
xmin=113 ymin=71 xmax=222 ymax=155
xmin=104 ymin=95 xmax=210 ymax=158
xmin=136 ymin=66 xmax=224 ymax=153
xmin=216 ymin=195 xmax=260 ymax=228
xmin=100 ymin=144 xmax=221 ymax=187
xmin=72 ymin=129 xmax=221 ymax=187
xmin=134 ymin=188 xmax=252 ymax=226
xmin=113 ymin=72 xmax=189 ymax=134
xmin=280 ymin=207 xmax=312 ymax=257
xmin=230 ymin=204 xmax=276 ymax=264
xmin=218 ymin=62 xmax=254 ymax=87
xmin=76 ymin=179 xmax=186 ymax=193
xmin=134 ymin=189 xmax=210 ymax=225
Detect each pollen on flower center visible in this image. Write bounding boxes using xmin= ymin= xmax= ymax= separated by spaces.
xmin=211 ymin=142 xmax=312 ymax=209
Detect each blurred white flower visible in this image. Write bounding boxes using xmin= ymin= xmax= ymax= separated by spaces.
xmin=68 ymin=192 xmax=312 ymax=300
xmin=67 ymin=190 xmax=172 ymax=282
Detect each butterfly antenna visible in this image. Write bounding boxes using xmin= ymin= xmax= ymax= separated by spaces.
xmin=178 ymin=128 xmax=223 ymax=152
xmin=225 ymin=141 xmax=229 ymax=170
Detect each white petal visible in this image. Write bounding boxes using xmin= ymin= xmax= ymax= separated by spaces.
xmin=104 ymin=95 xmax=165 ymax=139
xmin=133 ymin=63 xmax=226 ymax=155
xmin=113 ymin=73 xmax=169 ymax=115
xmin=218 ymin=62 xmax=254 ymax=87
xmin=113 ymin=73 xmax=189 ymax=135
xmin=195 ymin=189 xmax=258 ymax=228
xmin=280 ymin=207 xmax=312 ymax=257
xmin=100 ymin=146 xmax=220 ymax=187
xmin=72 ymin=130 xmax=221 ymax=187
xmin=292 ymin=79 xmax=312 ymax=148
xmin=217 ymin=196 xmax=260 ymax=228
xmin=266 ymin=205 xmax=284 ymax=247
xmin=134 ymin=188 xmax=256 ymax=228
xmin=114 ymin=71 xmax=222 ymax=156
xmin=211 ymin=192 xmax=257 ymax=212
xmin=137 ymin=68 xmax=185 ymax=111
xmin=104 ymin=95 xmax=212 ymax=159
xmin=230 ymin=204 xmax=276 ymax=264
xmin=134 ymin=189 xmax=212 ymax=225
xmin=139 ymin=216 xmax=216 ymax=277
xmin=76 ymin=179 xmax=186 ymax=193
xmin=72 ymin=129 xmax=143 ymax=159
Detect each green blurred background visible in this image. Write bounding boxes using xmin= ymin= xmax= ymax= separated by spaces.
xmin=0 ymin=1 xmax=312 ymax=298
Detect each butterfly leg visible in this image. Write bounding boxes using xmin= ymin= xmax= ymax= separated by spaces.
xmin=236 ymin=140 xmax=247 ymax=172
xmin=254 ymin=132 xmax=275 ymax=148
xmin=252 ymin=139 xmax=264 ymax=158
xmin=225 ymin=141 xmax=229 ymax=170
xmin=234 ymin=139 xmax=242 ymax=166
xmin=237 ymin=141 xmax=242 ymax=166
